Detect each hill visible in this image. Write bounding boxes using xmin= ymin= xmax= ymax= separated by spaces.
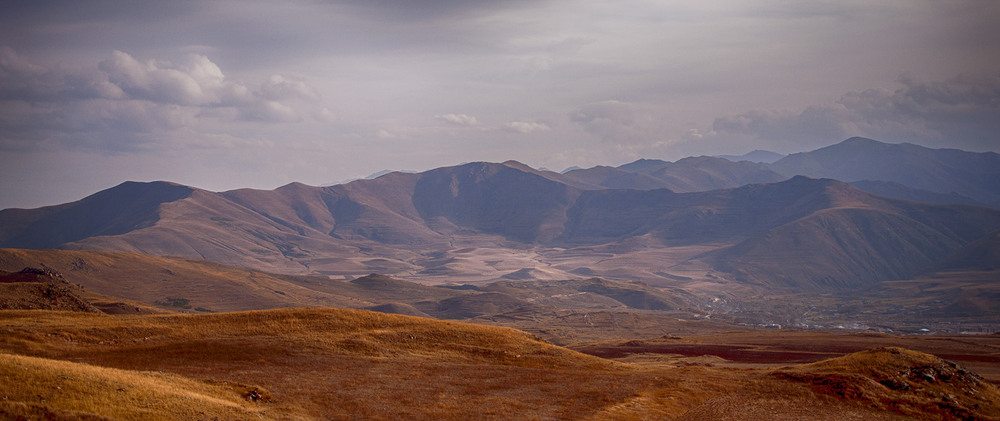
xmin=0 ymin=267 xmax=100 ymax=313
xmin=770 ymin=137 xmax=1000 ymax=206
xmin=1 ymin=308 xmax=997 ymax=420
xmin=0 ymin=308 xmax=625 ymax=420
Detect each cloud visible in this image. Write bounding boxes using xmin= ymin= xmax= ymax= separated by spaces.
xmin=98 ymin=50 xmax=221 ymax=106
xmin=435 ymin=113 xmax=479 ymax=126
xmin=0 ymin=46 xmax=46 ymax=77
xmin=502 ymin=121 xmax=550 ymax=133
xmin=569 ymin=100 xmax=672 ymax=145
xmin=0 ymin=47 xmax=328 ymax=152
xmin=708 ymin=74 xmax=1000 ymax=151
xmin=260 ymin=74 xmax=321 ymax=103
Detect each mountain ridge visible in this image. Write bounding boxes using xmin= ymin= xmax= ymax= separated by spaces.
xmin=1 ymin=138 xmax=999 ymax=294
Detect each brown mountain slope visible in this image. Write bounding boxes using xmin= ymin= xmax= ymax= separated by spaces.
xmin=706 ymin=179 xmax=1000 ymax=290
xmin=556 ymin=176 xmax=916 ymax=246
xmin=0 ymin=248 xmax=382 ymax=312
xmin=65 ymin=188 xmax=366 ymax=274
xmin=1 ymin=162 xmax=999 ymax=292
xmin=412 ymin=161 xmax=582 ymax=243
xmin=2 ymin=248 xmax=697 ymax=322
xmin=0 ymin=181 xmax=193 ymax=249
xmin=930 ymin=230 xmax=1000 ymax=272
xmin=712 ymin=208 xmax=968 ymax=290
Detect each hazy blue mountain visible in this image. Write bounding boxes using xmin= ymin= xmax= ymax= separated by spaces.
xmin=849 ymin=180 xmax=988 ymax=207
xmin=716 ymin=150 xmax=785 ymax=163
xmin=564 ymin=156 xmax=787 ymax=192
xmin=770 ymin=137 xmax=1000 ymax=206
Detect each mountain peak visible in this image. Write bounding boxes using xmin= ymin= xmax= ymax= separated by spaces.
xmin=840 ymin=136 xmax=880 ymax=145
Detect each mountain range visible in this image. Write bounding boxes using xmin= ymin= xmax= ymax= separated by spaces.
xmin=4 ymin=137 xmax=1000 ymax=421
xmin=1 ymin=137 xmax=998 ymax=299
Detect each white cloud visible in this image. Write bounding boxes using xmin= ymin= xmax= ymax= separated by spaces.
xmin=503 ymin=121 xmax=550 ymax=133
xmin=435 ymin=113 xmax=479 ymax=126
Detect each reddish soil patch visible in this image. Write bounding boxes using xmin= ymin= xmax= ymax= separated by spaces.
xmin=577 ymin=344 xmax=840 ymax=364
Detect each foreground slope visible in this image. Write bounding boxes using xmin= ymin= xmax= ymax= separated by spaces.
xmin=675 ymin=347 xmax=1000 ymax=421
xmin=2 ymin=309 xmax=997 ymax=420
xmin=0 ymin=353 xmax=265 ymax=420
xmin=0 ymin=308 xmax=626 ymax=420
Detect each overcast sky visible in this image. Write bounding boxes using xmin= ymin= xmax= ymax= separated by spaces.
xmin=2 ymin=0 xmax=999 ymax=209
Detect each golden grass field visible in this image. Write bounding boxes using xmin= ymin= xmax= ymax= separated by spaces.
xmin=1 ymin=308 xmax=998 ymax=420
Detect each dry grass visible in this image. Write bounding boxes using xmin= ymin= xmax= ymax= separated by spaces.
xmin=0 ymin=309 xmax=652 ymax=419
xmin=1 ymin=309 xmax=997 ymax=420
xmin=0 ymin=353 xmax=265 ymax=420
xmin=772 ymin=347 xmax=1000 ymax=420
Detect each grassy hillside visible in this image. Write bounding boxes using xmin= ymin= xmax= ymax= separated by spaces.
xmin=0 ymin=308 xmax=635 ymax=419
xmin=0 ymin=353 xmax=265 ymax=420
xmin=2 ymin=308 xmax=997 ymax=420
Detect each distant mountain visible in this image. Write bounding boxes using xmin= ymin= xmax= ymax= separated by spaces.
xmin=716 ymin=150 xmax=784 ymax=163
xmin=617 ymin=158 xmax=670 ymax=173
xmin=561 ymin=166 xmax=674 ymax=190
xmin=562 ymin=156 xmax=787 ymax=192
xmin=644 ymin=156 xmax=787 ymax=192
xmin=2 ymin=149 xmax=1000 ymax=293
xmin=770 ymin=137 xmax=1000 ymax=206
xmin=848 ymin=180 xmax=987 ymax=207
xmin=0 ymin=181 xmax=194 ymax=249
xmin=710 ymin=200 xmax=1000 ymax=290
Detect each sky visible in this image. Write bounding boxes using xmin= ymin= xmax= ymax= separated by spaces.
xmin=1 ymin=0 xmax=999 ymax=209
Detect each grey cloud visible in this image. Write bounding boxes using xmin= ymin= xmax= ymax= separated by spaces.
xmin=0 ymin=46 xmax=46 ymax=76
xmin=0 ymin=47 xmax=328 ymax=152
xmin=569 ymin=100 xmax=670 ymax=145
xmin=260 ymin=75 xmax=321 ymax=103
xmin=334 ymin=0 xmax=541 ymax=23
xmin=710 ymin=74 xmax=1000 ymax=151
